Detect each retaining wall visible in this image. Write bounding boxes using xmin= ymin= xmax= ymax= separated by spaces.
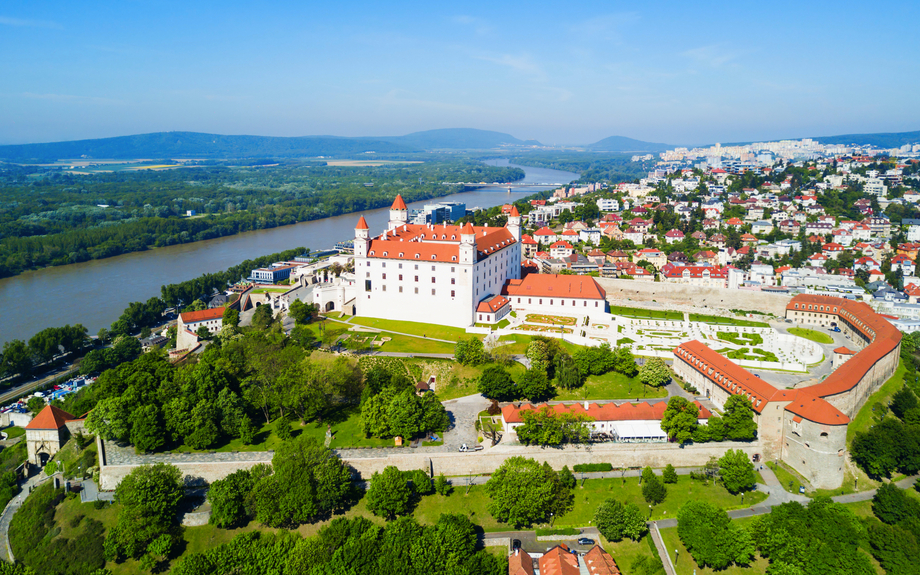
xmin=98 ymin=439 xmax=761 ymax=490
xmin=596 ymin=279 xmax=791 ymax=316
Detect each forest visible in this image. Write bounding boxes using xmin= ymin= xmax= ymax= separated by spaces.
xmin=0 ymin=159 xmax=523 ymax=278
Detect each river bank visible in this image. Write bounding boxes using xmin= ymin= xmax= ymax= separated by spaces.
xmin=0 ymin=161 xmax=578 ymax=345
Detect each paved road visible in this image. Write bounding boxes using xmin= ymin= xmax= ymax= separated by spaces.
xmin=486 ymin=526 xmax=600 ymax=555
xmin=0 ymin=366 xmax=79 ymax=406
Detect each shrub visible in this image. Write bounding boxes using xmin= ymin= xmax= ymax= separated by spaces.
xmin=573 ymin=463 xmax=613 ymax=473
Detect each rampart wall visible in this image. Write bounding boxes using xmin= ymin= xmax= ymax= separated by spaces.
xmin=595 ymin=278 xmax=791 ymax=316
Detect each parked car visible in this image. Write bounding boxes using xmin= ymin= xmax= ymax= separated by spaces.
xmin=577 ymin=537 xmax=595 ymax=546
xmin=458 ymin=444 xmax=483 ymax=452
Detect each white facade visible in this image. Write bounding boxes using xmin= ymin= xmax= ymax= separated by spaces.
xmin=353 ymin=198 xmax=522 ymax=328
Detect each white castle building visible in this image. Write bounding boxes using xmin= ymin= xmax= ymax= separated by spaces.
xmin=353 ymin=195 xmax=522 ymax=327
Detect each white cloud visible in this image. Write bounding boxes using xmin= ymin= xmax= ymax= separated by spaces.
xmin=0 ymin=16 xmax=61 ymax=29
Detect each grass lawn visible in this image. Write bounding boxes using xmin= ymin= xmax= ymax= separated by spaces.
xmin=250 ymin=287 xmax=289 ymax=294
xmin=495 ymin=334 xmax=582 ymax=355
xmin=848 ymin=359 xmax=907 ymax=442
xmin=553 ymin=370 xmax=667 ymax=401
xmin=609 ymin=305 xmax=683 ymax=321
xmin=787 ymin=327 xmax=834 ymax=344
xmin=2 ymin=426 xmax=24 ymax=439
xmin=768 ymin=461 xmax=810 ymax=494
xmin=378 ymin=334 xmax=456 ymax=354
xmin=658 ymin=525 xmax=769 ymax=575
xmin=602 ymin=535 xmax=661 ymax=575
xmin=689 ymin=314 xmax=770 ymax=328
xmin=172 ymin=406 xmax=391 ymax=453
xmin=349 ymin=317 xmax=473 ymax=341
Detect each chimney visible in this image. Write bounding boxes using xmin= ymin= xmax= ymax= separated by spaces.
xmin=584 ymin=401 xmax=589 ymax=410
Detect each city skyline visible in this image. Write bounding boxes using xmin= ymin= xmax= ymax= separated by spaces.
xmin=1 ymin=1 xmax=919 ymax=146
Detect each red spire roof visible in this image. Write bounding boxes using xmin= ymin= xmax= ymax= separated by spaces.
xmin=460 ymin=222 xmax=475 ymax=235
xmin=26 ymin=405 xmax=75 ymax=430
xmin=391 ymin=195 xmax=407 ymax=210
xmin=509 ymin=205 xmax=521 ymax=217
xmin=355 ymin=216 xmax=369 ymax=230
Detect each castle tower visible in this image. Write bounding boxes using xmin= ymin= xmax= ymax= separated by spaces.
xmin=506 ymin=205 xmax=522 ymax=242
xmin=354 ymin=216 xmax=370 ymax=258
xmin=459 ymin=222 xmax=476 ymax=265
xmin=388 ymin=194 xmax=408 ymax=230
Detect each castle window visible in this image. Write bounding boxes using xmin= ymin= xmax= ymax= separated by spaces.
xmin=431 ymin=289 xmax=436 ymax=295
xmin=399 ymin=286 xmax=403 ymax=293
xmin=820 ymin=432 xmax=828 ymax=438
xmin=399 ymin=253 xmax=404 ymax=257
xmin=431 ymin=277 xmax=436 ymax=283
xmin=415 ymin=254 xmax=420 ymax=259
xmin=451 ymin=278 xmax=455 ymax=285
xmin=432 ymin=266 xmax=436 ymax=271
xmin=399 ymin=274 xmax=403 ymax=281
xmin=415 ymin=276 xmax=419 ymax=282
xmin=451 ymin=290 xmax=455 ymax=297
xmin=452 ymin=256 xmax=457 ymax=261
xmin=382 ymin=273 xmax=386 ymax=280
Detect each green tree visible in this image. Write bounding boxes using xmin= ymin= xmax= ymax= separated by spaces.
xmin=594 ymin=498 xmax=648 ymax=541
xmin=208 ymin=467 xmax=259 ymax=528
xmin=366 ymin=466 xmax=413 ymax=519
xmin=719 ymin=449 xmax=756 ymax=493
xmin=485 ymin=457 xmax=572 ymax=528
xmin=558 ymin=466 xmax=576 ymax=489
xmin=274 ymin=415 xmax=292 ymax=441
xmin=660 ymin=397 xmax=699 ymax=443
xmin=477 ymin=365 xmax=517 ymax=400
xmin=105 ymin=463 xmax=183 ymax=562
xmin=722 ymin=395 xmax=758 ymax=440
xmin=434 ymin=474 xmax=452 ymax=496
xmin=677 ymin=500 xmax=753 ymax=570
xmin=515 ymin=407 xmax=593 ymax=446
xmin=662 ymin=464 xmax=678 ymax=484
xmin=638 ymin=357 xmax=671 ymax=387
xmin=130 ymin=404 xmax=165 ymax=453
xmin=287 ymin=299 xmax=316 ymax=326
xmin=613 ymin=346 xmax=638 ymax=377
xmin=518 ymin=368 xmax=554 ymax=401
xmin=222 ymin=306 xmax=240 ymax=329
xmin=454 ymin=337 xmax=486 ymax=365
xmin=251 ymin=304 xmax=275 ymax=331
xmin=1 ymin=340 xmax=32 ymax=379
xmin=891 ymin=386 xmax=918 ymax=420
xmin=553 ymin=354 xmax=583 ymax=390
xmin=642 ymin=474 xmax=667 ymax=505
xmin=872 ymin=482 xmax=920 ymax=525
xmin=25 ymin=396 xmax=44 ymax=415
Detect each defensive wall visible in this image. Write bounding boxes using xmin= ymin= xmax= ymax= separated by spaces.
xmin=671 ymin=293 xmax=902 ymax=490
xmin=595 ymin=278 xmax=791 ymax=317
xmin=96 ymin=435 xmax=761 ymax=490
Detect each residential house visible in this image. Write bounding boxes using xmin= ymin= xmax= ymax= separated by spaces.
xmin=549 ymin=241 xmax=574 ymax=259
xmin=579 ymin=228 xmax=602 ymax=245
xmin=891 ymin=254 xmax=916 ymax=276
xmin=751 ymin=220 xmax=774 ymax=235
xmin=634 ymin=248 xmax=666 ymax=269
xmin=623 ymin=227 xmax=644 ymax=245
xmin=664 ymin=229 xmax=685 ymax=244
xmin=606 ymin=250 xmax=630 ymax=263
xmin=533 ymin=226 xmax=557 ymax=245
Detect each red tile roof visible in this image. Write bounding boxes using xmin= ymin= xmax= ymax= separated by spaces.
xmin=502 ymin=401 xmax=711 ymax=424
xmin=355 ymin=216 xmax=369 ymax=230
xmin=509 ymin=549 xmax=535 ymax=575
xmin=477 ymin=295 xmax=510 ymax=314
xmin=583 ymin=546 xmax=621 ymax=575
xmin=180 ymin=307 xmax=226 ymax=324
xmin=502 ymin=274 xmax=606 ymax=300
xmin=366 ymin=224 xmax=516 ymax=263
xmin=391 ymin=194 xmax=407 ymax=210
xmin=540 ymin=545 xmax=580 ymax=575
xmin=509 ymin=205 xmax=521 ymax=217
xmin=675 ymin=340 xmax=849 ymax=425
xmin=26 ymin=405 xmax=75 ymax=430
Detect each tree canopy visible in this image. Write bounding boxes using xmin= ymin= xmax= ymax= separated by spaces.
xmin=485 ymin=457 xmax=573 ymax=528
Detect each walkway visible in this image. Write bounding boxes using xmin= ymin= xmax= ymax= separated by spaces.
xmin=0 ymin=473 xmax=56 ymax=562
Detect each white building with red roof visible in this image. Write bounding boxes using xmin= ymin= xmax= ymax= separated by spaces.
xmin=353 ymin=196 xmax=522 ymax=327
xmin=26 ymin=405 xmax=85 ymax=465
xmin=502 ymin=273 xmax=608 ymax=320
xmin=549 ymin=241 xmax=574 ymax=258
xmin=664 ymin=229 xmax=684 ymax=244
xmin=176 ymin=307 xmax=227 ymax=350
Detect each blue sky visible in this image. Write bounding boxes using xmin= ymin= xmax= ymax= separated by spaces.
xmin=1 ymin=1 xmax=918 ymax=146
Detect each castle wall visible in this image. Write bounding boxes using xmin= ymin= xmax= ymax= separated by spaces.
xmin=780 ymin=411 xmax=847 ymax=490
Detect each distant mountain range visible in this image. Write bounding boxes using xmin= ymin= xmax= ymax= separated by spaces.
xmin=582 ymin=135 xmax=671 ymax=152
xmin=811 ymin=130 xmax=920 ymax=149
xmin=0 ymin=128 xmax=542 ymax=162
xmin=1 ymin=127 xmax=917 ymax=163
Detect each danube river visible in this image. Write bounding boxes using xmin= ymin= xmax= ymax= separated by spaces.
xmin=0 ymin=160 xmax=578 ymax=345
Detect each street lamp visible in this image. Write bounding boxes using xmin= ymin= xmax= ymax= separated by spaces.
xmin=550 ymin=512 xmax=554 ymax=527
xmin=648 ymin=505 xmax=652 ymax=520
xmin=467 ymin=469 xmax=472 ymax=494
xmin=675 ymin=549 xmax=679 ymax=563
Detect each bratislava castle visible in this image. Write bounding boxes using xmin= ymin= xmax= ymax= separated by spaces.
xmin=353 ymin=195 xmax=522 ymax=327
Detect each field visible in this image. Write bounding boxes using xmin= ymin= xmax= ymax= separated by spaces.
xmin=608 ymin=305 xmax=683 ymax=320
xmin=377 ymin=334 xmax=456 ymax=354
xmin=787 ymin=327 xmax=834 ymax=344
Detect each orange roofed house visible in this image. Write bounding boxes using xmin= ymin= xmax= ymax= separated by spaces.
xmin=535 ymin=544 xmax=621 ymax=575
xmin=176 ymin=307 xmax=226 ymax=351
xmin=25 ymin=405 xmax=86 ymax=465
xmin=672 ymin=293 xmax=901 ymax=489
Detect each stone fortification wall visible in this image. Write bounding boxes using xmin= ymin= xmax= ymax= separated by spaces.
xmin=781 ymin=412 xmax=848 ymax=489
xmin=596 ymin=278 xmax=791 ymax=317
xmin=97 ymin=439 xmax=760 ymax=490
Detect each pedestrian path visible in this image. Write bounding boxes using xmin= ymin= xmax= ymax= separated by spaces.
xmin=0 ymin=473 xmax=56 ymax=562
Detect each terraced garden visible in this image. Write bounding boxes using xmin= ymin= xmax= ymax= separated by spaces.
xmin=524 ymin=314 xmax=577 ymax=325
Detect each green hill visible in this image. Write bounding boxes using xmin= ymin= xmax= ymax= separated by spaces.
xmin=583 ymin=135 xmax=671 ymax=152
xmin=812 ymin=130 xmax=920 ymax=149
xmin=0 ymin=128 xmax=543 ymax=162
xmin=382 ymin=128 xmax=540 ymax=149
